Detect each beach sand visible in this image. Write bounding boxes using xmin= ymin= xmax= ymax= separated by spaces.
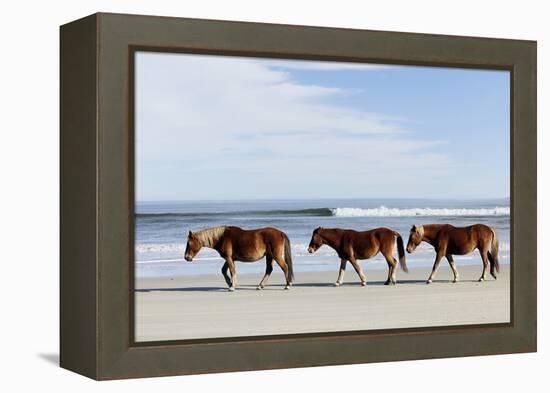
xmin=135 ymin=264 xmax=510 ymax=342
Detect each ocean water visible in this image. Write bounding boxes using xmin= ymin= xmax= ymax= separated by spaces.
xmin=135 ymin=198 xmax=510 ymax=278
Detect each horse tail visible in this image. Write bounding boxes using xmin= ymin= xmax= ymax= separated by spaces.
xmin=394 ymin=231 xmax=408 ymax=273
xmin=283 ymin=233 xmax=294 ymax=282
xmin=490 ymin=227 xmax=500 ymax=273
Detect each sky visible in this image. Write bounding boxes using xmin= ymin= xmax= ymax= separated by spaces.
xmin=135 ymin=52 xmax=510 ymax=201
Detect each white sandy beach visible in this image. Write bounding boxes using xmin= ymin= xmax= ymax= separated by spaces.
xmin=135 ymin=264 xmax=510 ymax=342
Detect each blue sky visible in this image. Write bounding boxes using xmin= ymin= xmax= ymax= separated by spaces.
xmin=135 ymin=52 xmax=509 ymax=201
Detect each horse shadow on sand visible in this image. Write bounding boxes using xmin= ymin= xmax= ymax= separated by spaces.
xmin=136 ymin=286 xmax=238 ymax=293
xmin=134 ymin=278 xmax=482 ymax=293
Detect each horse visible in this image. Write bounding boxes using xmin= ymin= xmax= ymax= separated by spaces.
xmin=307 ymin=227 xmax=407 ymax=286
xmin=406 ymin=224 xmax=499 ymax=284
xmin=184 ymin=226 xmax=294 ymax=291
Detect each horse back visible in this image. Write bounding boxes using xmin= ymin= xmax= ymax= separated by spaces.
xmin=346 ymin=228 xmax=392 ymax=259
xmin=443 ymin=224 xmax=493 ymax=255
xmin=224 ymin=225 xmax=281 ymax=237
xmin=222 ymin=226 xmax=283 ymax=260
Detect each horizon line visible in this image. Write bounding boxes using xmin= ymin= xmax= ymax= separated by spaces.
xmin=136 ymin=196 xmax=510 ymax=204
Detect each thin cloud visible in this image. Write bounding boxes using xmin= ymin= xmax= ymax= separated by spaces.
xmin=266 ymin=59 xmax=391 ymax=71
xmin=135 ymin=52 xmax=451 ymax=200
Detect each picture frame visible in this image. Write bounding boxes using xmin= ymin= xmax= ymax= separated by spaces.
xmin=60 ymin=12 xmax=536 ymax=380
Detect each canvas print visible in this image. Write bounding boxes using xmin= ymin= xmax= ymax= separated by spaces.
xmin=134 ymin=52 xmax=510 ymax=342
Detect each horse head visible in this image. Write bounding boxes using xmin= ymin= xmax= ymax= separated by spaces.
xmin=184 ymin=231 xmax=202 ymax=261
xmin=406 ymin=225 xmax=424 ymax=253
xmin=307 ymin=227 xmax=324 ymax=254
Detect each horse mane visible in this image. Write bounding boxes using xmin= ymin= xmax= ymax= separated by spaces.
xmin=194 ymin=226 xmax=226 ymax=248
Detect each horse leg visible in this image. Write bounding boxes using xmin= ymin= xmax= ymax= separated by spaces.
xmin=478 ymin=248 xmax=489 ymax=282
xmin=427 ymin=252 xmax=444 ymax=284
xmin=384 ymin=263 xmax=392 ymax=285
xmin=488 ymin=251 xmax=497 ymax=279
xmin=383 ymin=259 xmax=397 ymax=285
xmin=382 ymin=249 xmax=397 ymax=285
xmin=257 ymin=256 xmax=274 ymax=290
xmin=221 ymin=262 xmax=232 ymax=287
xmin=488 ymin=254 xmax=497 ymax=279
xmin=446 ymin=254 xmax=459 ymax=283
xmin=335 ymin=258 xmax=347 ymax=286
xmin=390 ymin=258 xmax=399 ymax=284
xmin=225 ymin=258 xmax=237 ymax=291
xmin=273 ymin=256 xmax=291 ymax=290
xmin=348 ymin=257 xmax=366 ymax=286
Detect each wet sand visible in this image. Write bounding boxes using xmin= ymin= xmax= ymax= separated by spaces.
xmin=135 ymin=264 xmax=510 ymax=342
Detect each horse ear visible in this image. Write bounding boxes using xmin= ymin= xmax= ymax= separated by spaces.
xmin=188 ymin=230 xmax=193 ymax=238
xmin=411 ymin=225 xmax=417 ymax=232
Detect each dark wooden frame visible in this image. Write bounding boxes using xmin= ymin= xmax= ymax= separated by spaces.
xmin=60 ymin=12 xmax=537 ymax=380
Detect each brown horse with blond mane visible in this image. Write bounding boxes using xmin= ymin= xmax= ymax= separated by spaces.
xmin=406 ymin=223 xmax=499 ymax=283
xmin=184 ymin=226 xmax=294 ymax=291
xmin=307 ymin=227 xmax=408 ymax=286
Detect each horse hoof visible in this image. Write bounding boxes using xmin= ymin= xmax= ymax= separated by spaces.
xmin=478 ymin=278 xmax=485 ymax=282
xmin=256 ymin=286 xmax=263 ymax=290
xmin=361 ymin=281 xmax=367 ymax=286
xmin=384 ymin=281 xmax=390 ymax=286
xmin=334 ymin=282 xmax=341 ymax=287
xmin=228 ymin=287 xmax=235 ymax=292
xmin=426 ymin=279 xmax=432 ymax=284
xmin=453 ymin=279 xmax=459 ymax=283
xmin=491 ymin=274 xmax=497 ymax=280
xmin=284 ymin=285 xmax=290 ymax=290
